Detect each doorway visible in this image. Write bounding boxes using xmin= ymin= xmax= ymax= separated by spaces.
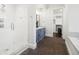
xmin=53 ymin=8 xmax=63 ymax=37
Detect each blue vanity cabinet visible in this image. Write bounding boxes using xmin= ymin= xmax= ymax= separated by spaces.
xmin=36 ymin=28 xmax=45 ymax=43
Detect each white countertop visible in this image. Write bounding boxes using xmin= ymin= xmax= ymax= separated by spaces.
xmin=36 ymin=27 xmax=45 ymax=30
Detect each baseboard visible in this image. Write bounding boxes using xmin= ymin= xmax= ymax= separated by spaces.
xmin=10 ymin=44 xmax=29 ymax=55
xmin=28 ymin=43 xmax=37 ymax=49
xmin=10 ymin=43 xmax=37 ymax=55
xmin=65 ymin=41 xmax=71 ymax=55
xmin=46 ymin=33 xmax=53 ymax=37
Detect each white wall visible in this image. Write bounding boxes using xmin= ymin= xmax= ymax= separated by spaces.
xmin=0 ymin=4 xmax=36 ymax=55
xmin=63 ymin=4 xmax=79 ymax=39
xmin=67 ymin=5 xmax=79 ymax=32
xmin=39 ymin=9 xmax=53 ymax=37
xmin=62 ymin=5 xmax=69 ymax=39
xmin=27 ymin=5 xmax=36 ymax=49
xmin=63 ymin=5 xmax=79 ymax=54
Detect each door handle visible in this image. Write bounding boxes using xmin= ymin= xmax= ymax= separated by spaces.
xmin=11 ymin=23 xmax=14 ymax=31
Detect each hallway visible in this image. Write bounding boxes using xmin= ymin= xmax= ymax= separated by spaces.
xmin=21 ymin=36 xmax=69 ymax=55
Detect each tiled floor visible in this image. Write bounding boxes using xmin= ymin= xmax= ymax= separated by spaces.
xmin=21 ymin=35 xmax=69 ymax=55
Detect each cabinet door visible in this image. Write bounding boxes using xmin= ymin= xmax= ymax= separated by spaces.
xmin=36 ymin=30 xmax=39 ymax=43
xmin=39 ymin=28 xmax=45 ymax=41
xmin=36 ymin=29 xmax=40 ymax=43
xmin=36 ymin=28 xmax=45 ymax=43
xmin=0 ymin=5 xmax=16 ymax=54
xmin=13 ymin=5 xmax=28 ymax=50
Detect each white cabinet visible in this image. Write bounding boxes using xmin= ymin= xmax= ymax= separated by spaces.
xmin=0 ymin=5 xmax=29 ymax=54
xmin=0 ymin=4 xmax=16 ymax=54
xmin=0 ymin=4 xmax=36 ymax=54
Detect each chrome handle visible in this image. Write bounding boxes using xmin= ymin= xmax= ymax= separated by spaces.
xmin=13 ymin=23 xmax=14 ymax=30
xmin=11 ymin=23 xmax=14 ymax=30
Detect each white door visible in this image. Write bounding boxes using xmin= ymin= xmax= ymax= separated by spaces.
xmin=12 ymin=5 xmax=28 ymax=53
xmin=0 ymin=4 xmax=15 ymax=54
xmin=0 ymin=4 xmax=28 ymax=54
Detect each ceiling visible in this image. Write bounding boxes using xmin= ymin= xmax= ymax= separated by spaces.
xmin=36 ymin=4 xmax=65 ymax=11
